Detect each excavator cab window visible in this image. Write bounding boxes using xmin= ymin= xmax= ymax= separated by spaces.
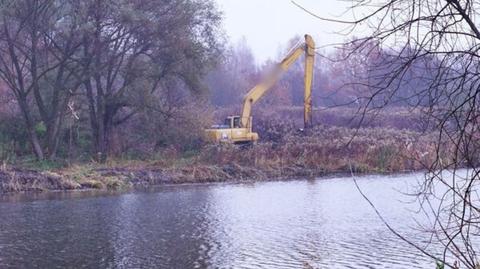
xmin=233 ymin=117 xmax=241 ymax=128
xmin=224 ymin=118 xmax=232 ymax=128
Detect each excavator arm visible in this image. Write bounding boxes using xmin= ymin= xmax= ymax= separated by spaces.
xmin=240 ymin=34 xmax=316 ymax=129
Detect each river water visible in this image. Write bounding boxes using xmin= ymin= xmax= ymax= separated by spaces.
xmin=0 ymin=173 xmax=441 ymax=268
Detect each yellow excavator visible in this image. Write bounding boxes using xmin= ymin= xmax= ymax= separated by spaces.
xmin=205 ymin=34 xmax=315 ymax=144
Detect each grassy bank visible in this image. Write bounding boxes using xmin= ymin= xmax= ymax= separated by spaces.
xmin=0 ymin=124 xmax=440 ymax=194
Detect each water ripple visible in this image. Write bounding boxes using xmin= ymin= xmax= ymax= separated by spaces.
xmin=0 ymin=173 xmax=448 ymax=268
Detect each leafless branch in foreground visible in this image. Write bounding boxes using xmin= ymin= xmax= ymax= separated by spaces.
xmin=298 ymin=0 xmax=480 ymax=267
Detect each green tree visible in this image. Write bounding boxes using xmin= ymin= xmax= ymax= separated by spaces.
xmin=0 ymin=0 xmax=87 ymax=160
xmin=0 ymin=0 xmax=223 ymax=161
xmin=77 ymin=0 xmax=222 ymax=162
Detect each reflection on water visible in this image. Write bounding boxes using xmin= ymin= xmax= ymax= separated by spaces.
xmin=0 ymin=173 xmax=439 ymax=268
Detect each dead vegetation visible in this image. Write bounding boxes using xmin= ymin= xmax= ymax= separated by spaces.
xmin=0 ymin=168 xmax=79 ymax=193
xmin=0 ymin=121 xmax=443 ymax=193
xmin=198 ymin=125 xmax=439 ymax=174
xmin=0 ymin=106 xmax=448 ymax=194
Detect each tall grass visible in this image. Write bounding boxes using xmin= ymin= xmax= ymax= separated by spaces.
xmin=197 ymin=125 xmax=439 ymax=176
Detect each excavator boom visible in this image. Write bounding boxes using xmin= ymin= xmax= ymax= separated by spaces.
xmin=240 ymin=35 xmax=315 ymax=129
xmin=303 ymin=35 xmax=315 ymax=128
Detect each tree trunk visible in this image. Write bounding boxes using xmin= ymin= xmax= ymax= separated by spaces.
xmin=84 ymin=77 xmax=109 ymax=163
xmin=18 ymin=97 xmax=44 ymax=160
xmin=46 ymin=115 xmax=62 ymax=159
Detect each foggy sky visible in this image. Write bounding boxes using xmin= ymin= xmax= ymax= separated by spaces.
xmin=215 ymin=0 xmax=357 ymax=63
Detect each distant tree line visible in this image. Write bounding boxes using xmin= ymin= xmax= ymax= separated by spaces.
xmin=208 ymin=36 xmax=443 ymax=110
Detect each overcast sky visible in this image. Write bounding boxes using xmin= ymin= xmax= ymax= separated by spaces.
xmin=215 ymin=0 xmax=356 ymax=63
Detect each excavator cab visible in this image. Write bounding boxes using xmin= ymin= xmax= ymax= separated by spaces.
xmin=224 ymin=116 xmax=241 ymax=129
xmin=204 ymin=116 xmax=258 ymax=144
xmin=208 ymin=116 xmax=241 ymax=130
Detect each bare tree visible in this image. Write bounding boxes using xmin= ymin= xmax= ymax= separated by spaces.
xmin=295 ymin=0 xmax=480 ymax=267
xmin=206 ymin=38 xmax=257 ymax=107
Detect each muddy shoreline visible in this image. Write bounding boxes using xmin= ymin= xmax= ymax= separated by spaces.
xmin=0 ymin=164 xmax=420 ymax=195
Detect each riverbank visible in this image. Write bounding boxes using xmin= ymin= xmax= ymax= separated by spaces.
xmin=0 ymin=162 xmax=414 ymax=194
xmin=0 ymin=125 xmax=441 ymax=194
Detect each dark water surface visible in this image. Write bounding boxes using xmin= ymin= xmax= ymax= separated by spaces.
xmin=0 ymin=173 xmax=438 ymax=268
